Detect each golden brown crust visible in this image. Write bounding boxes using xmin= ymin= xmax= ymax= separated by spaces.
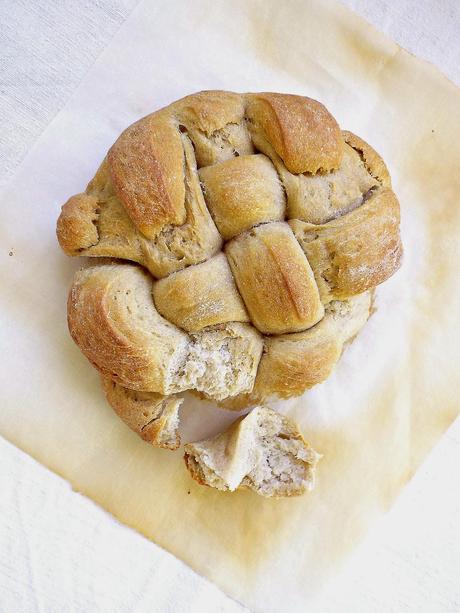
xmin=246 ymin=92 xmax=343 ymax=174
xmin=67 ymin=264 xmax=189 ymax=393
xmin=56 ymin=193 xmax=100 ymax=255
xmin=101 ymin=376 xmax=183 ymax=450
xmin=290 ymin=188 xmax=403 ymax=302
xmin=199 ymin=154 xmax=285 ymax=240
xmin=280 ymin=142 xmax=380 ymax=225
xmin=225 ymin=222 xmax=324 ymax=334
xmin=174 ymin=90 xmax=246 ymax=135
xmin=138 ymin=133 xmax=222 ymax=277
xmin=254 ymin=333 xmax=341 ymax=400
xmin=76 ymin=194 xmax=144 ymax=264
xmin=108 ymin=112 xmax=186 ymax=239
xmin=152 ymin=253 xmax=249 ymax=332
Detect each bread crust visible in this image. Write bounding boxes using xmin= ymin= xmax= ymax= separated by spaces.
xmin=108 ymin=112 xmax=186 ymax=239
xmin=101 ymin=376 xmax=183 ymax=450
xmin=342 ymin=130 xmax=391 ymax=187
xmin=290 ymin=188 xmax=402 ymax=301
xmin=246 ymin=92 xmax=343 ymax=174
xmin=279 ymin=143 xmax=380 ymax=225
xmin=199 ymin=153 xmax=285 ymax=240
xmin=174 ymin=90 xmax=253 ymax=167
xmin=226 ymin=222 xmax=324 ymax=334
xmin=57 ymin=193 xmax=100 ymax=255
xmin=67 ymin=263 xmax=189 ymax=394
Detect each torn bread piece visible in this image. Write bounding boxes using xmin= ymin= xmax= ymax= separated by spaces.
xmin=101 ymin=377 xmax=183 ymax=450
xmin=184 ymin=406 xmax=321 ymax=497
xmin=173 ymin=322 xmax=263 ymax=401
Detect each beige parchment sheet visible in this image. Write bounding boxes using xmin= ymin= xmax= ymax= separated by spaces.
xmin=1 ymin=0 xmax=460 ymax=610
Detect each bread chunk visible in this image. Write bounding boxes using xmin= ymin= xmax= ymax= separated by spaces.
xmin=290 ymin=188 xmax=402 ymax=302
xmin=184 ymin=406 xmax=320 ymax=497
xmin=101 ymin=377 xmax=183 ymax=450
xmin=199 ymin=154 xmax=285 ymax=240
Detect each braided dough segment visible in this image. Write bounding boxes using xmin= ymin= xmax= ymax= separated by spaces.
xmin=253 ymin=292 xmax=372 ymax=399
xmin=173 ymin=90 xmax=253 ymax=167
xmin=138 ymin=133 xmax=222 ymax=277
xmin=198 ymin=153 xmax=285 ymax=240
xmin=290 ymin=187 xmax=402 ymax=302
xmin=184 ymin=406 xmax=320 ymax=497
xmin=57 ymin=160 xmax=142 ymax=261
xmin=152 ymin=253 xmax=249 ymax=332
xmin=245 ymin=92 xmax=343 ymax=174
xmin=101 ymin=376 xmax=183 ymax=450
xmin=67 ymin=263 xmax=189 ymax=394
xmin=280 ymin=142 xmax=379 ymax=225
xmin=57 ymin=134 xmax=222 ymax=278
xmin=108 ymin=111 xmax=186 ymax=239
xmin=56 ymin=193 xmax=100 ymax=255
xmin=225 ymin=221 xmax=324 ymax=335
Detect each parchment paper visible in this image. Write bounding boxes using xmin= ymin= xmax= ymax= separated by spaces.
xmin=1 ymin=0 xmax=460 ymax=610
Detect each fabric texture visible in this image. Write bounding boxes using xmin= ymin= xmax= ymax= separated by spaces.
xmin=0 ymin=436 xmax=246 ymax=613
xmin=0 ymin=0 xmax=138 ymax=188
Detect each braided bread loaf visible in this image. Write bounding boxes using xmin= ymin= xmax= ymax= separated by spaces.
xmin=57 ymin=91 xmax=402 ymax=446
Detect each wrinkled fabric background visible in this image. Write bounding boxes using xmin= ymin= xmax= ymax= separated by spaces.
xmin=1 ymin=1 xmax=460 ymax=611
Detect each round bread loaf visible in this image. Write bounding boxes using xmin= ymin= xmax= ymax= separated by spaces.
xmin=57 ymin=90 xmax=402 ymax=418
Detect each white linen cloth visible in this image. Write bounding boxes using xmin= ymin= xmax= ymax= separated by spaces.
xmin=1 ymin=1 xmax=459 ymax=612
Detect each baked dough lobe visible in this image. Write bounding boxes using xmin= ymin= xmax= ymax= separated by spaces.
xmin=226 ymin=222 xmax=324 ymax=334
xmin=101 ymin=376 xmax=183 ymax=450
xmin=290 ymin=188 xmax=402 ymax=302
xmin=246 ymin=93 xmax=343 ymax=174
xmin=67 ymin=263 xmax=189 ymax=394
xmin=199 ymin=153 xmax=285 ymax=240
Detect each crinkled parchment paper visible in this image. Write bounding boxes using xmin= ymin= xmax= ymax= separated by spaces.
xmin=1 ymin=0 xmax=459 ymax=610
